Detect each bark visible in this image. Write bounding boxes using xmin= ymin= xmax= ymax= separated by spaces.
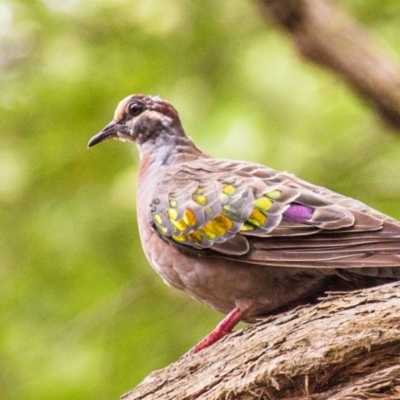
xmin=256 ymin=0 xmax=400 ymax=129
xmin=122 ymin=282 xmax=400 ymax=399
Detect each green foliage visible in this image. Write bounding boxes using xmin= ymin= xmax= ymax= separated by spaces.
xmin=1 ymin=0 xmax=400 ymax=398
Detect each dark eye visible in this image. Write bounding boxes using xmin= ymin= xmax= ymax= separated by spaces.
xmin=127 ymin=101 xmax=144 ymax=116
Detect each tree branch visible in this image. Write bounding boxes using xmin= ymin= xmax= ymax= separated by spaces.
xmin=256 ymin=0 xmax=400 ymax=129
xmin=122 ymin=282 xmax=400 ymax=399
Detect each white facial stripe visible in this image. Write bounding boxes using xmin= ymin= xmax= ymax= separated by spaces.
xmin=114 ymin=95 xmax=134 ymax=121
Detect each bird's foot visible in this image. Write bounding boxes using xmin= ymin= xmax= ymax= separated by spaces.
xmin=185 ymin=307 xmax=243 ymax=356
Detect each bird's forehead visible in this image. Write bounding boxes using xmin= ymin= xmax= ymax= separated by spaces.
xmin=112 ymin=94 xmax=177 ymax=122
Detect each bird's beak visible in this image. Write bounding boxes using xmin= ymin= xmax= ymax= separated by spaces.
xmin=87 ymin=120 xmax=118 ymax=148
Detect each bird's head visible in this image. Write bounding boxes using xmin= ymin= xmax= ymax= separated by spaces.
xmin=88 ymin=94 xmax=182 ymax=148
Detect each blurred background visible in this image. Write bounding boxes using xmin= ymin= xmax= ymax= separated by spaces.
xmin=1 ymin=0 xmax=400 ymax=399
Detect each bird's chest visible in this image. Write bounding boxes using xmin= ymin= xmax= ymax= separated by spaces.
xmin=137 ymin=211 xmax=180 ymax=287
xmin=136 ymin=176 xmax=186 ymax=289
xmin=136 ymin=184 xmax=230 ymax=309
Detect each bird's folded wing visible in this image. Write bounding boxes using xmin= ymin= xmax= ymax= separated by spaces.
xmin=147 ymin=159 xmax=400 ymax=266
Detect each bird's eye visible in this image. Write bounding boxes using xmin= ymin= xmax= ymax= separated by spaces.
xmin=127 ymin=102 xmax=144 ymax=117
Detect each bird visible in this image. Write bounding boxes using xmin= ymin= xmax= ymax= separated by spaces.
xmin=88 ymin=94 xmax=400 ymax=354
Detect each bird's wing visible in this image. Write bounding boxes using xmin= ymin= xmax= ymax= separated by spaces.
xmin=148 ymin=158 xmax=400 ymax=268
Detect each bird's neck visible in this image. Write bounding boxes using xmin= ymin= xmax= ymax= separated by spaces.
xmin=137 ymin=130 xmax=207 ymax=190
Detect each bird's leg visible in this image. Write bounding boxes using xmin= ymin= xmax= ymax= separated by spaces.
xmin=186 ymin=307 xmax=243 ymax=355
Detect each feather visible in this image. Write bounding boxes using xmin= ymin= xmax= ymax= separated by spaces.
xmin=146 ymin=157 xmax=400 ymax=272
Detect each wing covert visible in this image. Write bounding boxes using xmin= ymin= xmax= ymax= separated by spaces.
xmin=147 ymin=159 xmax=357 ymax=255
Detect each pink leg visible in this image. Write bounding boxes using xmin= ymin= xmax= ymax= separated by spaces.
xmin=187 ymin=307 xmax=243 ymax=355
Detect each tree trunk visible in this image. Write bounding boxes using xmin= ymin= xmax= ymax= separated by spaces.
xmin=122 ymin=282 xmax=400 ymax=399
